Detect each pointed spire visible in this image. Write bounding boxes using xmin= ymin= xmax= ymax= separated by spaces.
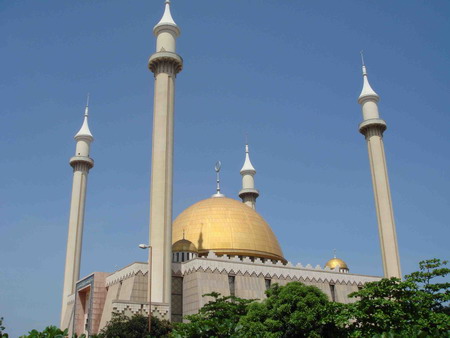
xmin=358 ymin=51 xmax=379 ymax=104
xmin=153 ymin=0 xmax=180 ymax=36
xmin=84 ymin=93 xmax=90 ymax=117
xmin=75 ymin=94 xmax=93 ymax=141
xmin=240 ymin=144 xmax=256 ymax=174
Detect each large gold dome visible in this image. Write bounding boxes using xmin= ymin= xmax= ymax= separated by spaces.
xmin=172 ymin=197 xmax=285 ymax=262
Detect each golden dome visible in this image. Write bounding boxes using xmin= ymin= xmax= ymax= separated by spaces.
xmin=172 ymin=239 xmax=198 ymax=253
xmin=325 ymin=257 xmax=349 ymax=270
xmin=172 ymin=197 xmax=285 ymax=262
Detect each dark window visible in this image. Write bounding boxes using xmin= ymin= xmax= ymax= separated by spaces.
xmin=228 ymin=276 xmax=235 ymax=297
xmin=265 ymin=279 xmax=271 ymax=290
xmin=330 ymin=284 xmax=336 ymax=302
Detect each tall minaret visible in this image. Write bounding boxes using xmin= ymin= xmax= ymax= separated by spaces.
xmin=238 ymin=144 xmax=259 ymax=209
xmin=358 ymin=55 xmax=401 ymax=278
xmin=61 ymin=97 xmax=94 ymax=326
xmin=148 ymin=0 xmax=182 ymax=319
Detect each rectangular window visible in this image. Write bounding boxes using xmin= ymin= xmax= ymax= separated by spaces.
xmin=228 ymin=276 xmax=235 ymax=297
xmin=330 ymin=284 xmax=336 ymax=302
xmin=265 ymin=279 xmax=271 ymax=290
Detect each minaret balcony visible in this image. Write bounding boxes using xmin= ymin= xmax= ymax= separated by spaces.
xmin=69 ymin=156 xmax=94 ymax=170
xmin=148 ymin=51 xmax=183 ymax=74
xmin=359 ymin=118 xmax=387 ymax=136
xmin=239 ymin=188 xmax=259 ymax=199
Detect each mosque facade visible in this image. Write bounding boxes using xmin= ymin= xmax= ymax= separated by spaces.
xmin=60 ymin=1 xmax=401 ymax=336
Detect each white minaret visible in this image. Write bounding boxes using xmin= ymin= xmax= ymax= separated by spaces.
xmin=238 ymin=144 xmax=259 ymax=209
xmin=61 ymin=97 xmax=94 ymax=326
xmin=148 ymin=0 xmax=182 ymax=319
xmin=358 ymin=54 xmax=401 ymax=278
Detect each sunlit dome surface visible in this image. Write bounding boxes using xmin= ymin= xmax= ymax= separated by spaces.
xmin=172 ymin=197 xmax=285 ymax=262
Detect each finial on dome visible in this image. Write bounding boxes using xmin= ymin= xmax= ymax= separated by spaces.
xmin=212 ymin=161 xmax=225 ymax=198
xmin=240 ymin=143 xmax=256 ymax=174
xmin=333 ymin=248 xmax=337 ymax=258
xmin=153 ymin=0 xmax=179 ymax=36
xmin=75 ymin=94 xmax=93 ymax=141
xmin=358 ymin=52 xmax=379 ymax=103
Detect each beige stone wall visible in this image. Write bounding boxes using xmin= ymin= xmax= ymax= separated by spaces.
xmin=335 ymin=282 xmax=359 ymax=304
xmin=182 ymin=269 xmax=230 ymax=317
xmin=235 ymin=273 xmax=266 ymax=300
xmin=99 ymin=282 xmax=120 ymax=329
xmin=74 ymin=260 xmax=380 ymax=333
xmin=304 ymin=279 xmax=333 ymax=299
xmin=172 ymin=276 xmax=183 ymax=322
xmin=130 ymin=271 xmax=148 ymax=303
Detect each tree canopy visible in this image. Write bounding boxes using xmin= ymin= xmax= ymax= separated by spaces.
xmin=97 ymin=312 xmax=171 ymax=338
xmin=238 ymin=282 xmax=336 ymax=337
xmin=172 ymin=292 xmax=254 ymax=338
xmin=347 ymin=258 xmax=450 ymax=337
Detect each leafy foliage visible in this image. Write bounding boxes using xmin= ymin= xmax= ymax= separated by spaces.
xmin=19 ymin=326 xmax=68 ymax=338
xmin=97 ymin=312 xmax=171 ymax=338
xmin=348 ymin=258 xmax=450 ymax=337
xmin=171 ymin=292 xmax=254 ymax=337
xmin=238 ymin=282 xmax=341 ymax=337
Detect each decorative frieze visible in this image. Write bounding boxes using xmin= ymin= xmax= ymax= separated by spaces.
xmin=105 ymin=257 xmax=380 ymax=288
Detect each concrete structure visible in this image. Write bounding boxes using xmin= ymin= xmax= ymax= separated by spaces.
xmin=239 ymin=144 xmax=259 ymax=209
xmin=147 ymin=0 xmax=183 ymax=319
xmin=60 ymin=99 xmax=94 ymax=327
xmin=358 ymin=57 xmax=401 ymax=278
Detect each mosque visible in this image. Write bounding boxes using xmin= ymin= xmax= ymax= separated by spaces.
xmin=59 ymin=1 xmax=401 ymax=336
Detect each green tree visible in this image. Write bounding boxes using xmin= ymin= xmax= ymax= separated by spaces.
xmin=171 ymin=292 xmax=254 ymax=338
xmin=19 ymin=326 xmax=68 ymax=338
xmin=97 ymin=312 xmax=171 ymax=338
xmin=238 ymin=282 xmax=339 ymax=338
xmin=0 ymin=317 xmax=8 ymax=338
xmin=348 ymin=258 xmax=450 ymax=337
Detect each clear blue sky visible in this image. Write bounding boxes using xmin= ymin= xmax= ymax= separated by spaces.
xmin=1 ymin=0 xmax=449 ymax=336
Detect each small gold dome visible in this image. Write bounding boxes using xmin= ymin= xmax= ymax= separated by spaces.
xmin=325 ymin=257 xmax=349 ymax=270
xmin=172 ymin=239 xmax=198 ymax=253
xmin=172 ymin=197 xmax=285 ymax=262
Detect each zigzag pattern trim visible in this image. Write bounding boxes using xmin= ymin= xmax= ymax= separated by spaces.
xmin=105 ymin=257 xmax=380 ymax=287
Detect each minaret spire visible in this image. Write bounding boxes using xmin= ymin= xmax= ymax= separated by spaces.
xmin=61 ymin=98 xmax=95 ymax=328
xmin=358 ymin=53 xmax=379 ymax=106
xmin=238 ymin=143 xmax=259 ymax=209
xmin=357 ymin=56 xmax=401 ymax=278
xmin=147 ymin=0 xmax=183 ymax=320
xmin=85 ymin=93 xmax=90 ymax=116
xmin=75 ymin=94 xmax=93 ymax=141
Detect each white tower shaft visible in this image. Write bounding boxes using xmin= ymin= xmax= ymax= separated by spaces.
xmin=61 ymin=104 xmax=94 ymax=327
xmin=148 ymin=0 xmax=182 ymax=319
xmin=358 ymin=64 xmax=401 ymax=278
